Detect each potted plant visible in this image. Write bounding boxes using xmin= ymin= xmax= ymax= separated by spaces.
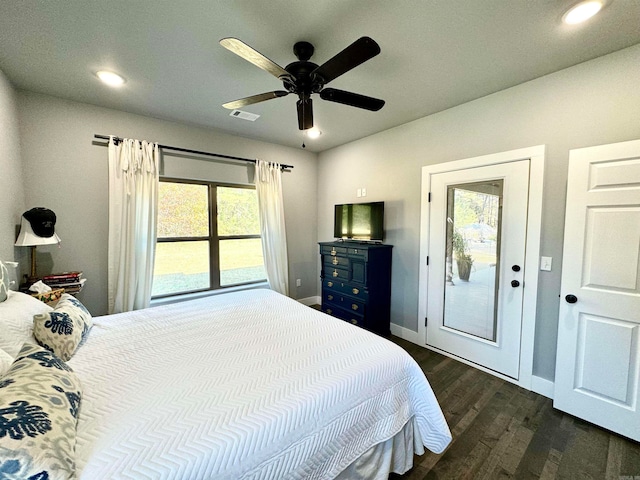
xmin=452 ymin=230 xmax=473 ymax=281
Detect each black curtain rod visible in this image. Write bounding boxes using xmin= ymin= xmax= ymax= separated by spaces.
xmin=93 ymin=134 xmax=293 ymax=170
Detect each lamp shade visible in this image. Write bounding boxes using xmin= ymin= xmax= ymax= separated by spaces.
xmin=15 ymin=217 xmax=61 ymax=246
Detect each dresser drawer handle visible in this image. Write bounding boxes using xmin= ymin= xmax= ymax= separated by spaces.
xmin=351 ymin=319 xmax=358 ymax=325
xmin=328 ymin=294 xmax=333 ymax=301
xmin=326 ymin=308 xmax=332 ymax=315
xmin=330 ymin=249 xmax=336 ymax=256
xmin=332 ymin=270 xmax=339 ymax=278
xmin=327 ymin=281 xmax=333 ymax=287
xmin=352 ymin=304 xmax=359 ymax=311
xmin=352 ymin=288 xmax=359 ymax=295
xmin=332 ymin=257 xmax=339 ymax=265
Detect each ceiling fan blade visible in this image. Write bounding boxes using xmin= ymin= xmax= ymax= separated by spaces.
xmin=220 ymin=38 xmax=291 ymax=80
xmin=297 ymin=97 xmax=313 ymax=130
xmin=311 ymin=37 xmax=381 ymax=84
xmin=319 ymin=88 xmax=385 ymax=111
xmin=223 ymin=91 xmax=289 ymax=110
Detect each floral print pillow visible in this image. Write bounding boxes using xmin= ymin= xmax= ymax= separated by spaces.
xmin=0 ymin=342 xmax=82 ymax=480
xmin=33 ymin=294 xmax=92 ymax=362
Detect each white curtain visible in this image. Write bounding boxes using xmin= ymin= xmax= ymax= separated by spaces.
xmin=255 ymin=159 xmax=289 ymax=296
xmin=108 ymin=137 xmax=159 ymax=314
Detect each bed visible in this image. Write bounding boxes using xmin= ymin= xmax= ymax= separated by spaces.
xmin=0 ymin=287 xmax=451 ymax=479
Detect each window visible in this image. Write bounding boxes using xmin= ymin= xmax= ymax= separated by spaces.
xmin=151 ymin=179 xmax=266 ymax=297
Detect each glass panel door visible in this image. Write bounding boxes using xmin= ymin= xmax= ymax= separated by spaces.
xmin=443 ymin=180 xmax=503 ymax=341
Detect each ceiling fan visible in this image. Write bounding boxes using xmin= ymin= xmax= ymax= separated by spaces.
xmin=220 ymin=37 xmax=385 ymax=130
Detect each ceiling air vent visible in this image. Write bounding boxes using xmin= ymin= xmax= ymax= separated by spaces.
xmin=230 ymin=109 xmax=260 ymax=121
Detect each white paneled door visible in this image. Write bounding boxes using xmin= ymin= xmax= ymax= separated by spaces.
xmin=554 ymin=139 xmax=640 ymax=442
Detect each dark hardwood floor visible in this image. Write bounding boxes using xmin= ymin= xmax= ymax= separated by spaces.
xmin=388 ymin=336 xmax=640 ymax=480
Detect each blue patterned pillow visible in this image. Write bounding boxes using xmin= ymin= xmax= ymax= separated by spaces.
xmin=33 ymin=294 xmax=92 ymax=361
xmin=0 ymin=342 xmax=81 ymax=480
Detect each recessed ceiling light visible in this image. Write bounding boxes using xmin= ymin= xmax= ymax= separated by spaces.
xmin=96 ymin=70 xmax=126 ymax=87
xmin=306 ymin=127 xmax=322 ymax=139
xmin=562 ymin=1 xmax=605 ymax=24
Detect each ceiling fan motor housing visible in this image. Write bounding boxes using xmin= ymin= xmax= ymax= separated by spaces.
xmin=283 ymin=60 xmax=323 ymax=96
xmin=283 ymin=41 xmax=324 ymax=96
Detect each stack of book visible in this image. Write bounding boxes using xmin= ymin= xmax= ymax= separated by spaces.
xmin=41 ymin=272 xmax=86 ymax=295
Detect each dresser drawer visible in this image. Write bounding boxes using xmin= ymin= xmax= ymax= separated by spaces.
xmin=325 ymin=267 xmax=349 ymax=281
xmin=323 ymin=291 xmax=366 ymax=314
xmin=323 ymin=279 xmax=368 ymax=300
xmin=324 ymin=255 xmax=350 ymax=269
xmin=321 ymin=303 xmax=366 ymax=328
xmin=320 ymin=245 xmax=348 ymax=256
xmin=347 ymin=247 xmax=368 ymax=260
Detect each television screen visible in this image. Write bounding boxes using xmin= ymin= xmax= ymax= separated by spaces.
xmin=334 ymin=202 xmax=384 ymax=241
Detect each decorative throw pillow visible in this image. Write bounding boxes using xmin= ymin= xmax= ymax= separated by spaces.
xmin=0 ymin=292 xmax=53 ymax=358
xmin=31 ymin=288 xmax=65 ymax=305
xmin=33 ymin=294 xmax=92 ymax=362
xmin=0 ymin=260 xmax=9 ymax=303
xmin=0 ymin=342 xmax=82 ymax=480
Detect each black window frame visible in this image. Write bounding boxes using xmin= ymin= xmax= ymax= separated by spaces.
xmin=152 ymin=177 xmax=265 ymax=299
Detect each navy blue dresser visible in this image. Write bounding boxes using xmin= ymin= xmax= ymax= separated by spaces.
xmin=319 ymin=242 xmax=393 ymax=336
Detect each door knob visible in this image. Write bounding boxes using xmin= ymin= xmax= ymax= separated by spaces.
xmin=512 ymin=265 xmax=521 ymax=272
xmin=565 ymin=294 xmax=578 ymax=304
xmin=511 ymin=280 xmax=520 ymax=288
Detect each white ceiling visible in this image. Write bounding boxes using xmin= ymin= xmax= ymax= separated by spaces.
xmin=1 ymin=1 xmax=639 ymax=153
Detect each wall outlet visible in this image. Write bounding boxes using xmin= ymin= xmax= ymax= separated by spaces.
xmin=356 ymin=188 xmax=362 ymax=197
xmin=362 ymin=187 xmax=367 ymax=197
xmin=540 ymin=256 xmax=552 ymax=271
xmin=296 ymin=278 xmax=301 ymax=287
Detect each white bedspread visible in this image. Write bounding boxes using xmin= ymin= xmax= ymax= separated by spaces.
xmin=68 ymin=289 xmax=451 ymax=479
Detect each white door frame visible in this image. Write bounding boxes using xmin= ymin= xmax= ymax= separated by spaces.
xmin=417 ymin=145 xmax=545 ymax=390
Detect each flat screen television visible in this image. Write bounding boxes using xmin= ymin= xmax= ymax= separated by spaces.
xmin=334 ymin=202 xmax=384 ymax=241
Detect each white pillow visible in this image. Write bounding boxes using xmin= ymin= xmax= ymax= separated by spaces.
xmin=0 ymin=260 xmax=9 ymax=303
xmin=0 ymin=348 xmax=12 ymax=377
xmin=0 ymin=291 xmax=53 ymax=357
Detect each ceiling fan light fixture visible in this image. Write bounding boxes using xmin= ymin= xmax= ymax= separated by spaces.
xmin=562 ymin=0 xmax=605 ymax=24
xmin=96 ymin=70 xmax=126 ymax=87
xmin=306 ymin=127 xmax=322 ymax=139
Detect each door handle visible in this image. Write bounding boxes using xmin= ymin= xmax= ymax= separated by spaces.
xmin=565 ymin=294 xmax=578 ymax=304
xmin=512 ymin=265 xmax=521 ymax=272
xmin=511 ymin=280 xmax=520 ymax=288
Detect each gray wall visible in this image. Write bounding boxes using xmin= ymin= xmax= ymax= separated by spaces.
xmin=17 ymin=92 xmax=318 ymax=316
xmin=0 ymin=69 xmax=26 ymax=264
xmin=317 ymin=44 xmax=640 ymax=381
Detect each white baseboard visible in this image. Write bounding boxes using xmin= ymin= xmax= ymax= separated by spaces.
xmin=531 ymin=375 xmax=554 ymax=399
xmin=297 ymin=296 xmax=321 ymax=306
xmin=390 ymin=323 xmax=421 ymax=344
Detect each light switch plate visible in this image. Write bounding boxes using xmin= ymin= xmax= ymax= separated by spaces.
xmin=540 ymin=256 xmax=552 ymax=271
